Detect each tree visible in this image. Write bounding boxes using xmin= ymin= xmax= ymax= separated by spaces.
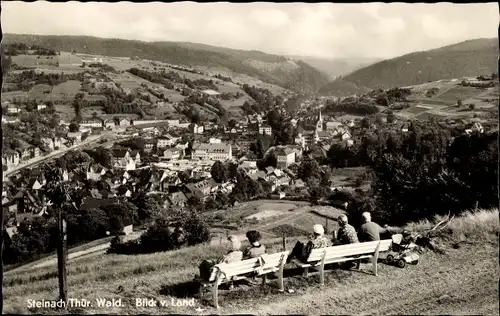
xmin=179 ymin=209 xmax=211 ymax=246
xmin=211 ymin=161 xmax=228 ymax=183
xmin=387 ymin=111 xmax=396 ymax=124
xmin=69 ymin=122 xmax=79 ymax=132
xmin=360 ymin=117 xmax=371 ymax=129
xmin=226 ymin=162 xmax=238 ymax=180
xmin=257 ymin=153 xmax=277 ymax=170
xmin=298 ymin=158 xmax=322 ymax=182
xmin=457 ymin=100 xmax=463 ymax=107
xmin=131 ymin=192 xmax=164 ymax=222
xmin=468 ymin=104 xmax=476 ymax=111
xmin=85 ymin=147 xmax=113 ymax=169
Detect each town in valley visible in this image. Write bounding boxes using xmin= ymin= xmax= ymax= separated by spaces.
xmin=1 ymin=2 xmax=498 ymax=315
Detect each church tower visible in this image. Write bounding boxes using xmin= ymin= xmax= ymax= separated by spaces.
xmin=316 ymin=110 xmax=323 ymax=132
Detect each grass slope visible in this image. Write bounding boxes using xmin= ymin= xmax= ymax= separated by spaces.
xmin=3 ymin=34 xmax=330 ymax=93
xmin=319 ymin=38 xmax=498 ymax=96
xmin=3 ymin=209 xmax=498 ymax=315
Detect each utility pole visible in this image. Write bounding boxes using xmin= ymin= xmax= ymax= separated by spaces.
xmin=57 ymin=208 xmax=68 ymax=305
xmin=1 ymin=193 xmax=4 ymax=314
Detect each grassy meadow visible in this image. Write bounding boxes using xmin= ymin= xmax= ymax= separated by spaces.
xmin=4 ymin=208 xmax=498 ymax=315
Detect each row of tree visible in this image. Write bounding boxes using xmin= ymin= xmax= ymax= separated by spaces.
xmin=325 ymin=121 xmax=498 ymax=226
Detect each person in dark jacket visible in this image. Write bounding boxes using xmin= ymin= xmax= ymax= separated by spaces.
xmin=243 ymin=230 xmax=266 ymax=259
xmin=359 ymin=212 xmax=386 ymax=242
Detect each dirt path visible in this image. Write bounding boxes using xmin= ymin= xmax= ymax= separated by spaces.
xmin=10 ymin=231 xmax=144 ymax=273
xmin=216 ymin=241 xmax=499 ymax=315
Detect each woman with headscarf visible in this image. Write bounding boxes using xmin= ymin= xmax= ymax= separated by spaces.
xmin=287 ymin=224 xmax=331 ymax=263
xmin=198 ymin=235 xmax=243 ymax=282
xmin=310 ymin=224 xmax=331 ymax=249
xmin=219 ymin=235 xmax=244 ymax=263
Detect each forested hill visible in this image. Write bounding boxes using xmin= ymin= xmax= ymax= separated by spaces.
xmin=319 ymin=38 xmax=499 ymax=96
xmin=2 ymin=34 xmax=330 ymax=93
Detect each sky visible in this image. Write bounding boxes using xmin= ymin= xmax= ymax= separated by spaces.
xmin=2 ymin=2 xmax=498 ymax=59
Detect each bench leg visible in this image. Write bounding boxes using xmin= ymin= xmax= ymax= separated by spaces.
xmin=199 ymin=284 xmax=204 ymax=300
xmin=277 ymin=271 xmax=284 ymax=292
xmin=355 ymin=259 xmax=362 ymax=271
xmin=212 ymin=282 xmax=219 ymax=309
xmin=372 ymin=256 xmax=378 ymax=276
xmin=303 ymin=267 xmax=309 ymax=277
xmin=319 ymin=264 xmax=325 ymax=286
xmin=373 ymin=242 xmax=381 ymax=276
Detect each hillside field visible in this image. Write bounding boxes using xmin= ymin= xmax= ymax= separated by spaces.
xmin=5 ymin=49 xmax=290 ymax=121
xmin=3 ymin=209 xmax=498 ymax=315
xmin=319 ymin=38 xmax=498 ymax=96
xmin=393 ymin=80 xmax=498 ymax=123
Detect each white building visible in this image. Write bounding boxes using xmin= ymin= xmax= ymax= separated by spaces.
xmin=80 ymin=119 xmax=103 ymax=128
xmin=163 ymin=148 xmax=182 ymax=160
xmin=2 ymin=117 xmax=20 ymax=124
xmin=37 ymin=104 xmax=47 ymax=111
xmin=158 ymin=135 xmax=179 ymax=148
xmin=7 ymin=106 xmax=21 ymax=114
xmin=41 ymin=138 xmax=55 ymax=151
xmin=192 ymin=123 xmax=204 ymax=134
xmin=209 ymin=138 xmax=222 ymax=144
xmin=67 ymin=132 xmax=82 ymax=144
xmin=275 ymin=148 xmax=296 ymax=169
xmin=259 ymin=124 xmax=272 ymax=135
xmin=192 ymin=142 xmax=232 ymax=161
xmin=2 ymin=151 xmax=20 ymax=170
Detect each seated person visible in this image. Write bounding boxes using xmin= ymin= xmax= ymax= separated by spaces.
xmin=359 ymin=212 xmax=386 ymax=242
xmin=243 ymin=230 xmax=266 ymax=259
xmin=198 ymin=235 xmax=243 ymax=282
xmin=218 ymin=235 xmax=244 ymax=263
xmin=310 ymin=224 xmax=331 ymax=249
xmin=332 ymin=214 xmax=360 ymax=269
xmin=333 ymin=214 xmax=359 ymax=245
xmin=288 ymin=224 xmax=331 ymax=263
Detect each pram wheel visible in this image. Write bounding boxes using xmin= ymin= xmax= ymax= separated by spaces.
xmin=386 ymin=255 xmax=394 ymax=264
xmin=397 ymin=259 xmax=406 ymax=268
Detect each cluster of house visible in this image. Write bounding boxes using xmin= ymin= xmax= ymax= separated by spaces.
xmin=2 ymin=122 xmax=316 ymax=239
xmin=1 ymin=135 xmax=77 ymax=172
xmin=293 ymin=111 xmax=353 ymax=149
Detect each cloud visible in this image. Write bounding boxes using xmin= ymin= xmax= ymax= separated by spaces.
xmin=421 ymin=14 xmax=470 ymax=40
xmin=248 ymin=9 xmax=290 ymax=28
xmin=1 ymin=2 xmax=497 ymax=59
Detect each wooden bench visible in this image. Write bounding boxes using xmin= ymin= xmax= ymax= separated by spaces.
xmin=292 ymin=239 xmax=393 ymax=285
xmin=199 ymin=251 xmax=289 ymax=308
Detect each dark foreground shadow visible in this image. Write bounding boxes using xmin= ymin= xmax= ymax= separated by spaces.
xmin=160 ymin=259 xmax=392 ymax=300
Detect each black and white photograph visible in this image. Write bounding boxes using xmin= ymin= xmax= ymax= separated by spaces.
xmin=0 ymin=1 xmax=498 ymax=314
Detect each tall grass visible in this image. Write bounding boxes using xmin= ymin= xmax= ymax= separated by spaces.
xmin=405 ymin=208 xmax=499 ymax=241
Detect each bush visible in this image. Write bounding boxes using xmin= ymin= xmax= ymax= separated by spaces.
xmin=107 ymin=209 xmax=210 ymax=255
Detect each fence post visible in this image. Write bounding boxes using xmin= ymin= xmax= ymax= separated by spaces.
xmin=282 ymin=235 xmax=286 ymax=251
xmin=325 ymin=218 xmax=329 ymax=233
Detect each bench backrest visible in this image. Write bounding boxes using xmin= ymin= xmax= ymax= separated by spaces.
xmin=306 ymin=239 xmax=393 ymax=262
xmin=209 ymin=251 xmax=289 ymax=282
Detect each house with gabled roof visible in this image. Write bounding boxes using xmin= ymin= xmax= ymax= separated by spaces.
xmin=184 ymin=178 xmax=218 ymax=201
xmin=86 ymin=164 xmax=108 ymax=181
xmin=163 ymin=148 xmax=183 ymax=160
xmin=275 ymin=147 xmax=296 ymax=169
xmin=3 ymin=150 xmax=20 ymax=170
xmin=168 ymin=191 xmax=188 ymax=207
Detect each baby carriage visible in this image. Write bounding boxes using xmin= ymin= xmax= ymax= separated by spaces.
xmin=386 ymin=232 xmax=420 ymax=268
